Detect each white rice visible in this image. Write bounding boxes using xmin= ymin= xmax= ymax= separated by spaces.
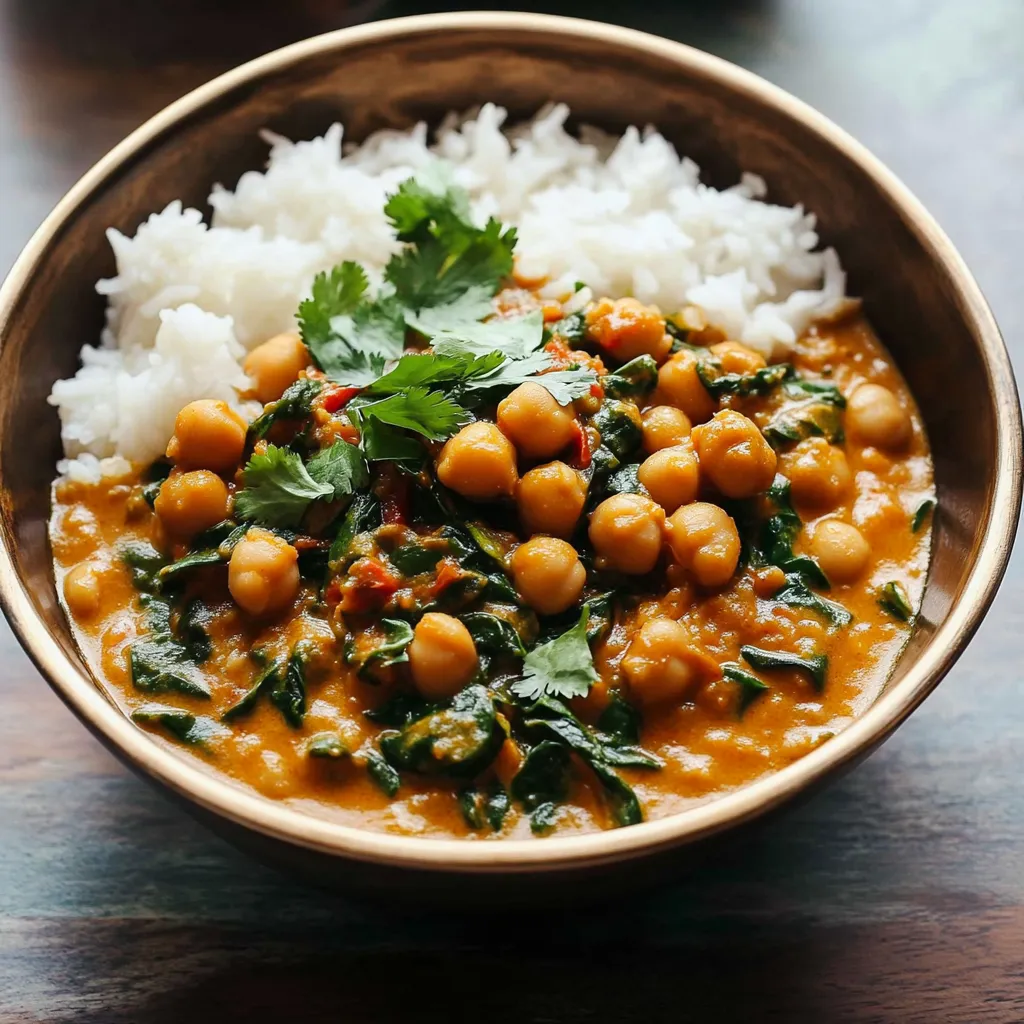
xmin=49 ymin=103 xmax=847 ymax=480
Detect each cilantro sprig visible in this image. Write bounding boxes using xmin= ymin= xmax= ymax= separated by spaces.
xmin=512 ymin=604 xmax=600 ymax=702
xmin=233 ymin=440 xmax=367 ymax=528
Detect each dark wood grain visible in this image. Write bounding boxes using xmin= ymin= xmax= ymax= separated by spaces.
xmin=2 ymin=0 xmax=1024 ymax=1020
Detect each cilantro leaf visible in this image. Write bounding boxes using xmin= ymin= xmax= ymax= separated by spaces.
xmin=362 ymin=351 xmax=504 ymax=396
xmin=306 ymin=439 xmax=369 ymax=495
xmin=463 ymin=351 xmax=597 ymax=405
xmin=299 ymin=264 xmax=405 ymax=386
xmin=512 ymin=604 xmax=599 ymax=702
xmin=298 ymin=262 xmax=368 ymax=350
xmin=383 ymin=171 xmax=516 ymax=310
xmin=352 ymin=387 xmax=471 ymax=441
xmin=427 ymin=310 xmax=546 ymax=361
xmin=233 ymin=444 xmax=333 ymax=528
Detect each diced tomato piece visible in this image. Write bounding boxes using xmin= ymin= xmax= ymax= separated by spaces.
xmin=567 ymin=419 xmax=592 ymax=471
xmin=431 ymin=558 xmax=467 ymax=597
xmin=337 ymin=556 xmax=402 ymax=614
xmin=379 ymin=473 xmax=411 ymax=525
xmin=321 ymin=385 xmax=361 ymax=413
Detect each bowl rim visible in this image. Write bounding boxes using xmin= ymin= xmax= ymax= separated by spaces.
xmin=0 ymin=11 xmax=1020 ymax=873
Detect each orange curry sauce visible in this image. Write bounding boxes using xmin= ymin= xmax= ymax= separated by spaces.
xmin=50 ymin=313 xmax=932 ymax=839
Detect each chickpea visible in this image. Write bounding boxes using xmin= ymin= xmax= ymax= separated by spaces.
xmin=589 ymin=493 xmax=666 ymax=575
xmin=586 ymin=296 xmax=672 ymax=363
xmin=622 ymin=617 xmax=711 ymax=707
xmin=846 ymin=383 xmax=913 ymax=450
xmin=809 ymin=519 xmax=870 ymax=583
xmin=517 ymin=461 xmax=587 ymax=538
xmin=692 ymin=409 xmax=777 ymax=498
xmin=407 ymin=612 xmax=479 ymax=699
xmin=64 ymin=562 xmax=102 ymax=618
xmin=166 ymin=399 xmax=247 ymax=474
xmin=496 ymin=382 xmax=578 ymax=460
xmin=436 ymin=421 xmax=518 ymax=502
xmin=153 ymin=469 xmax=229 ymax=538
xmin=666 ymin=502 xmax=741 ymax=587
xmin=228 ymin=528 xmax=300 ymax=617
xmin=781 ymin=437 xmax=851 ymax=508
xmin=656 ymin=349 xmax=716 ymax=423
xmin=708 ymin=340 xmax=767 ymax=375
xmin=637 ymin=441 xmax=700 ymax=513
xmin=641 ymin=405 xmax=692 ymax=453
xmin=510 ymin=536 xmax=586 ymax=615
xmin=243 ymin=333 xmax=310 ymax=403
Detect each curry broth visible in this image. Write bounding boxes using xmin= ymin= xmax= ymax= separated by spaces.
xmin=50 ymin=313 xmax=932 ymax=839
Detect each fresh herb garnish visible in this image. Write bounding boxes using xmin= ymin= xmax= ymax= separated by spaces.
xmin=233 ymin=440 xmax=366 ymax=528
xmin=512 ymin=604 xmax=599 ymax=702
xmin=878 ymin=581 xmax=914 ymax=621
xmin=740 ymin=645 xmax=828 ymax=691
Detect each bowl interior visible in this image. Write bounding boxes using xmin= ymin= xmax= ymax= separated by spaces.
xmin=0 ymin=15 xmax=1013 ymax=869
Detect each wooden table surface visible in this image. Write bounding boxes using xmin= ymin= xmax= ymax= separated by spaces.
xmin=2 ymin=1 xmax=1023 ymax=1020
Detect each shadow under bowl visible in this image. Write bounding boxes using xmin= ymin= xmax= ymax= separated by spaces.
xmin=0 ymin=12 xmax=1019 ymax=897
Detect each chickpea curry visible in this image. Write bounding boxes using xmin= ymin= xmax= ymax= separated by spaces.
xmin=51 ymin=175 xmax=933 ymax=838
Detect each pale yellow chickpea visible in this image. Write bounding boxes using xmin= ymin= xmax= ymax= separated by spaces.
xmin=436 ymin=421 xmax=518 ymax=502
xmin=641 ymin=404 xmax=692 ymax=453
xmin=243 ymin=333 xmax=311 ymax=403
xmin=781 ymin=437 xmax=851 ymax=508
xmin=637 ymin=441 xmax=700 ymax=513
xmin=809 ymin=519 xmax=870 ymax=583
xmin=510 ymin=536 xmax=586 ymax=616
xmin=516 ymin=461 xmax=587 ymax=538
xmin=407 ymin=612 xmax=479 ymax=699
xmin=692 ymin=409 xmax=777 ymax=498
xmin=586 ymin=296 xmax=672 ymax=363
xmin=496 ymin=382 xmax=578 ymax=460
xmin=166 ymin=399 xmax=247 ymax=474
xmin=656 ymin=349 xmax=716 ymax=423
xmin=588 ymin=493 xmax=666 ymax=575
xmin=622 ymin=617 xmax=713 ymax=707
xmin=228 ymin=528 xmax=300 ymax=617
xmin=63 ymin=562 xmax=102 ymax=618
xmin=666 ymin=501 xmax=741 ymax=588
xmin=846 ymin=383 xmax=913 ymax=450
xmin=153 ymin=469 xmax=230 ymax=538
xmin=708 ymin=340 xmax=767 ymax=375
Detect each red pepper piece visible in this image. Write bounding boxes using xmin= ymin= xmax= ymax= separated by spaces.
xmin=321 ymin=385 xmax=360 ymax=413
xmin=568 ymin=419 xmax=592 ymax=470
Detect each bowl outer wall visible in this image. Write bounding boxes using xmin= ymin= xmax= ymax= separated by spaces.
xmin=0 ymin=12 xmax=1019 ymax=879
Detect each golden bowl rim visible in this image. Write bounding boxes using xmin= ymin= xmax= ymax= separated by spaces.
xmin=0 ymin=11 xmax=1020 ymax=873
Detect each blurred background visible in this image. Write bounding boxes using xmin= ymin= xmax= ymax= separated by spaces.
xmin=3 ymin=2 xmax=1024 ymax=1021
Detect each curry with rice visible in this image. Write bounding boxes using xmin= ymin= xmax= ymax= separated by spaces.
xmin=51 ymin=173 xmax=933 ymax=838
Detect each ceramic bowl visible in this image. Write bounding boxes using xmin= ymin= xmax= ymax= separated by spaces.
xmin=0 ymin=12 xmax=1019 ymax=896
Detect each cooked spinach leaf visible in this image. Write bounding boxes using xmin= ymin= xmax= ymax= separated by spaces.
xmin=912 ymin=497 xmax=936 ymax=533
xmin=389 ymin=542 xmax=444 ymax=576
xmin=771 ymin=573 xmax=853 ymax=628
xmin=459 ymin=780 xmax=511 ymax=832
xmin=597 ymin=693 xmax=642 ymax=746
xmin=131 ymin=704 xmax=220 ymax=747
xmin=363 ymin=747 xmax=401 ymax=796
xmin=763 ymin=401 xmax=844 ymax=448
xmin=307 ymin=732 xmax=350 ymax=759
xmin=603 ymin=462 xmax=643 ymax=497
xmin=590 ymin=400 xmax=643 ymax=460
xmin=878 ymin=581 xmax=914 ymax=621
xmin=344 ymin=618 xmax=414 ymax=682
xmin=602 ymin=355 xmax=658 ymax=399
xmin=248 ymin=377 xmax=324 ymax=439
xmin=178 ymin=599 xmax=213 ymax=664
xmin=129 ymin=634 xmax=211 ymax=699
xmin=121 ymin=541 xmax=166 ymax=593
xmin=462 ymin=611 xmax=527 ymax=659
xmin=379 ymin=684 xmax=506 ymax=778
xmin=511 ymin=740 xmax=571 ymax=834
xmin=740 ymin=645 xmax=828 ymax=691
xmin=697 ymin=361 xmax=790 ymax=398
xmin=327 ymin=492 xmax=381 ymax=571
xmin=722 ymin=663 xmax=769 ymax=716
xmin=220 ymin=645 xmax=309 ymax=726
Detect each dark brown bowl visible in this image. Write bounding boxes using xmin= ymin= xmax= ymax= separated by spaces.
xmin=0 ymin=13 xmax=1019 ymax=894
